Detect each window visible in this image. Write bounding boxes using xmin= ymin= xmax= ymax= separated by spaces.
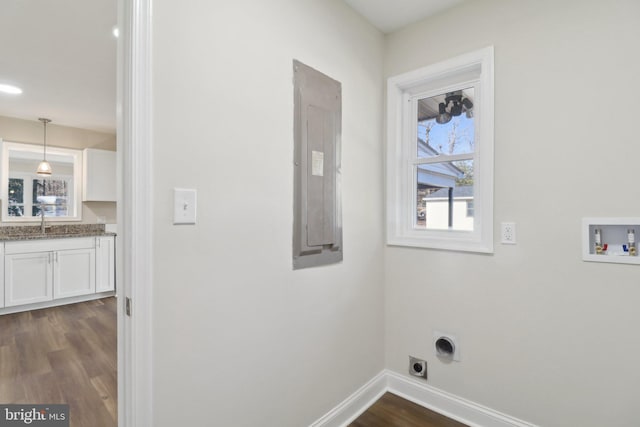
xmin=32 ymin=178 xmax=71 ymax=216
xmin=1 ymin=141 xmax=82 ymax=222
xmin=8 ymin=177 xmax=25 ymax=216
xmin=7 ymin=175 xmax=73 ymax=218
xmin=386 ymin=47 xmax=494 ymax=252
xmin=466 ymin=201 xmax=474 ymax=218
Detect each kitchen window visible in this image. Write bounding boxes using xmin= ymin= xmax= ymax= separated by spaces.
xmin=1 ymin=141 xmax=82 ymax=222
xmin=8 ymin=175 xmax=72 ymax=218
xmin=386 ymin=47 xmax=494 ymax=253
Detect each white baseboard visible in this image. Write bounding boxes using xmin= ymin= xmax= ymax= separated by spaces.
xmin=309 ymin=371 xmax=387 ymax=427
xmin=0 ymin=291 xmax=116 ymax=316
xmin=310 ymin=369 xmax=537 ymax=427
xmin=385 ymin=370 xmax=537 ymax=427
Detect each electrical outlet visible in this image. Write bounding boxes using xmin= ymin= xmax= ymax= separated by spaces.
xmin=409 ymin=356 xmax=427 ymax=378
xmin=501 ymin=222 xmax=516 ymax=244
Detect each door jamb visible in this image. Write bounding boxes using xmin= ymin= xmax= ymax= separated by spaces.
xmin=117 ymin=0 xmax=153 ymax=425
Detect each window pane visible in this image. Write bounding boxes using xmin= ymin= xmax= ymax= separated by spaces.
xmin=8 ymin=178 xmax=24 ymax=217
xmin=33 ymin=179 xmax=69 ymax=217
xmin=466 ymin=201 xmax=474 ymax=217
xmin=416 ymin=160 xmax=474 ymax=231
xmin=417 ymin=88 xmax=475 ymax=158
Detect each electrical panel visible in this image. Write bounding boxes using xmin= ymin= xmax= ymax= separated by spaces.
xmin=293 ymin=60 xmax=342 ymax=269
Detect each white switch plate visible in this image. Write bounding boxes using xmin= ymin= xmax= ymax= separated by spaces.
xmin=173 ymin=188 xmax=197 ymax=225
xmin=501 ymin=222 xmax=516 ymax=244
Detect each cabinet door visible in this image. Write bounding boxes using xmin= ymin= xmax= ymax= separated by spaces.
xmin=83 ymin=148 xmax=116 ymax=201
xmin=5 ymin=252 xmax=53 ymax=307
xmin=0 ymin=243 xmax=4 ymax=308
xmin=54 ymin=248 xmax=96 ymax=299
xmin=96 ymin=236 xmax=115 ymax=292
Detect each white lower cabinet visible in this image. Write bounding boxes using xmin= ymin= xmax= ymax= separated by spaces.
xmin=54 ymin=248 xmax=96 ymax=299
xmin=0 ymin=243 xmax=4 ymax=308
xmin=3 ymin=236 xmax=114 ymax=311
xmin=96 ymin=236 xmax=115 ymax=292
xmin=5 ymin=251 xmax=53 ymax=307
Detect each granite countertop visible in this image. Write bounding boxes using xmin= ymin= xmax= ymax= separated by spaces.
xmin=0 ymin=224 xmax=116 ymax=241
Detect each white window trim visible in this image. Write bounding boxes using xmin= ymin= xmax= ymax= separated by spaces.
xmin=0 ymin=141 xmax=83 ymax=222
xmin=386 ymin=46 xmax=494 ymax=253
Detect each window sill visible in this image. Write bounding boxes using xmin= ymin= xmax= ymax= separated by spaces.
xmin=3 ymin=217 xmax=83 ymax=223
xmin=386 ymin=234 xmax=493 ymax=254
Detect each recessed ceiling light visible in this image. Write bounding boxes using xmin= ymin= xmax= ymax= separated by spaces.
xmin=112 ymin=26 xmax=119 ymax=38
xmin=0 ymin=84 xmax=22 ymax=95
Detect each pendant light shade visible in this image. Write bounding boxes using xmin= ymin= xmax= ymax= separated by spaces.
xmin=37 ymin=160 xmax=53 ymax=176
xmin=37 ymin=118 xmax=52 ymax=176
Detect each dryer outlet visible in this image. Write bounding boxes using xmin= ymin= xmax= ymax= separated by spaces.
xmin=433 ymin=331 xmax=460 ymax=362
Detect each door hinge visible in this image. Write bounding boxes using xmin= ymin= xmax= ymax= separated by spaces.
xmin=125 ymin=297 xmax=132 ymax=317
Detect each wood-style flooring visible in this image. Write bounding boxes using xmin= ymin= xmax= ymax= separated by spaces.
xmin=0 ymin=297 xmax=117 ymax=427
xmin=349 ymin=392 xmax=468 ymax=427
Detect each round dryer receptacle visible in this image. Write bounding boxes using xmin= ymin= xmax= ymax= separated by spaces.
xmin=435 ymin=336 xmax=455 ymax=358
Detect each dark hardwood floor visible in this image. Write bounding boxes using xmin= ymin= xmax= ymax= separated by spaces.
xmin=350 ymin=392 xmax=468 ymax=427
xmin=0 ymin=297 xmax=117 ymax=427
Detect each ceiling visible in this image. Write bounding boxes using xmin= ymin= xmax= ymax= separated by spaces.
xmin=0 ymin=1 xmax=462 ymax=134
xmin=343 ymin=0 xmax=466 ymax=33
xmin=0 ymin=0 xmax=117 ymax=133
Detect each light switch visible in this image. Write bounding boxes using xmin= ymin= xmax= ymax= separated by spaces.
xmin=173 ymin=188 xmax=197 ymax=225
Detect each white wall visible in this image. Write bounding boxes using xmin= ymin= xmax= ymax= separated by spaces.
xmin=384 ymin=1 xmax=640 ymax=426
xmin=151 ymin=1 xmax=384 ymax=426
xmin=0 ymin=116 xmax=116 ymax=151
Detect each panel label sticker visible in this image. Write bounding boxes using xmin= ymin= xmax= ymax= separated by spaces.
xmin=311 ymin=151 xmax=324 ymax=177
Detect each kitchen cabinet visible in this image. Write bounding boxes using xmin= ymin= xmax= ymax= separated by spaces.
xmin=96 ymin=235 xmax=115 ymax=292
xmin=54 ymin=247 xmax=96 ymax=298
xmin=0 ymin=243 xmax=3 ymax=308
xmin=3 ymin=236 xmax=111 ymax=311
xmin=83 ymin=148 xmax=116 ymax=202
xmin=5 ymin=251 xmax=52 ymax=307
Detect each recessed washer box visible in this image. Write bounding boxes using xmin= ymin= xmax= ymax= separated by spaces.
xmin=582 ymin=217 xmax=640 ymax=265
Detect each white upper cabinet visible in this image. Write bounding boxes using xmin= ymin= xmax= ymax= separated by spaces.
xmin=83 ymin=148 xmax=116 ymax=202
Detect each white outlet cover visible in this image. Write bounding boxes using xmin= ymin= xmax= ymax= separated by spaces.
xmin=501 ymin=222 xmax=516 ymax=244
xmin=173 ymin=188 xmax=197 ymax=225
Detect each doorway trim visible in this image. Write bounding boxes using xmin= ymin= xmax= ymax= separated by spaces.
xmin=117 ymin=0 xmax=153 ymax=425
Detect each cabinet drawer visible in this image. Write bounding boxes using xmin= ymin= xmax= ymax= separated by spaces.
xmin=5 ymin=237 xmax=96 ymax=254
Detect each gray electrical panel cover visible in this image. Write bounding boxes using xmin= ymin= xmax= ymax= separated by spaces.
xmin=293 ymin=60 xmax=342 ymax=269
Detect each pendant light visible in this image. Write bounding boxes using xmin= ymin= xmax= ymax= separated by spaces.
xmin=36 ymin=118 xmax=53 ymax=176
